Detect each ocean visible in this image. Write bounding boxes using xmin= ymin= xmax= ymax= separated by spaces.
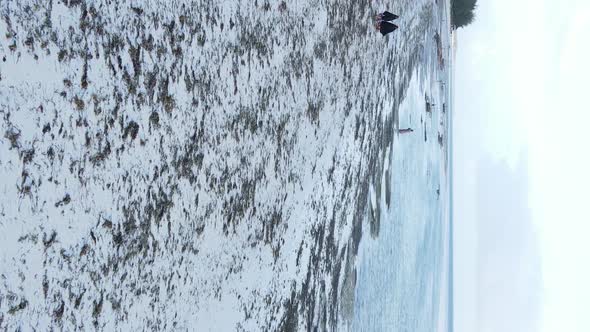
xmin=351 ymin=1 xmax=453 ymax=331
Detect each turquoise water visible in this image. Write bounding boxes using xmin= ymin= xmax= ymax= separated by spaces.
xmin=352 ymin=65 xmax=451 ymax=331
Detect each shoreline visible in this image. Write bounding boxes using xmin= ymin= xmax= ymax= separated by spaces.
xmin=339 ymin=0 xmax=454 ymax=329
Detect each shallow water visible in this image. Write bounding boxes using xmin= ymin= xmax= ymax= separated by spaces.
xmin=351 ymin=1 xmax=452 ymax=331
xmin=353 ymin=74 xmax=449 ymax=331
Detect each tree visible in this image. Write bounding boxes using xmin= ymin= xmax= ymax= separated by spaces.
xmin=451 ymin=0 xmax=477 ymax=29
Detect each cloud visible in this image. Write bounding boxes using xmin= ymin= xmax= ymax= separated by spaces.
xmin=476 ymin=155 xmax=541 ymax=332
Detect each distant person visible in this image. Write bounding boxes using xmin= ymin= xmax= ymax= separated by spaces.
xmin=375 ymin=11 xmax=399 ymax=21
xmin=375 ymin=11 xmax=399 ymax=36
xmin=398 ymin=128 xmax=413 ymax=134
xmin=375 ymin=21 xmax=398 ymax=36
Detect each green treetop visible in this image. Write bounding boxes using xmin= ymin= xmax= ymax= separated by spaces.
xmin=452 ymin=0 xmax=478 ymax=29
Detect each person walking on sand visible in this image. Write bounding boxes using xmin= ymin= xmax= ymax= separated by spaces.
xmin=375 ymin=11 xmax=399 ymax=36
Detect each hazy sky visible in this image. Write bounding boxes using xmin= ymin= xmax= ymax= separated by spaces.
xmin=454 ymin=0 xmax=590 ymax=331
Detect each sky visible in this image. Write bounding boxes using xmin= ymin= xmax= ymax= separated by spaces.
xmin=453 ymin=0 xmax=590 ymax=331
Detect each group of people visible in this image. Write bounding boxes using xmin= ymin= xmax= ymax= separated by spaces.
xmin=375 ymin=11 xmax=399 ymax=36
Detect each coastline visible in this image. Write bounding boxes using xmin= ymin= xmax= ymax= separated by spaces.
xmin=344 ymin=0 xmax=454 ymax=329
